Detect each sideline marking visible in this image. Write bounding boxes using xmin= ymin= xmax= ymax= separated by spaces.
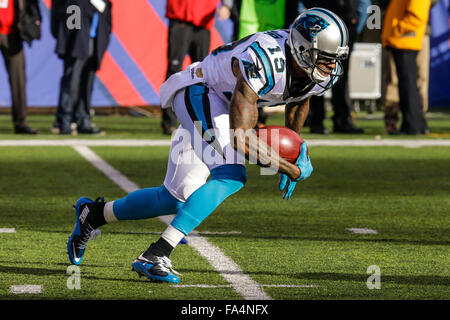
xmin=0 ymin=228 xmax=16 ymax=233
xmin=72 ymin=145 xmax=271 ymax=300
xmin=9 ymin=285 xmax=42 ymax=294
xmin=0 ymin=139 xmax=171 ymax=147
xmin=191 ymin=230 xmax=241 ymax=235
xmin=173 ymin=284 xmax=317 ymax=288
xmin=119 ymin=230 xmax=241 ymax=235
xmin=347 ymin=228 xmax=378 ymax=234
xmin=1 ymin=139 xmax=450 ymax=147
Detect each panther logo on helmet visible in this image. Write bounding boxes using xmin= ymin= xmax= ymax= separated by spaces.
xmin=297 ymin=14 xmax=330 ymax=42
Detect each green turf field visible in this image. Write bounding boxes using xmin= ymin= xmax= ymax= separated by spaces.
xmin=0 ymin=112 xmax=449 ymax=300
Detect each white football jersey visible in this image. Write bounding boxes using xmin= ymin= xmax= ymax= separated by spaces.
xmin=200 ymin=29 xmax=331 ymax=108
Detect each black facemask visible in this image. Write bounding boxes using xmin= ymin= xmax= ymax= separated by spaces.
xmin=283 ymin=42 xmax=315 ymax=100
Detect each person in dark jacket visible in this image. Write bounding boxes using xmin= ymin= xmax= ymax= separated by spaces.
xmin=51 ymin=0 xmax=112 ymax=135
xmin=0 ymin=0 xmax=41 ymax=134
xmin=299 ymin=0 xmax=365 ymax=134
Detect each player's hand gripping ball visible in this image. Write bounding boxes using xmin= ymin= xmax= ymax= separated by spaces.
xmin=256 ymin=125 xmax=313 ymax=200
xmin=278 ymin=142 xmax=313 ymax=199
xmin=255 ymin=125 xmax=303 ymax=163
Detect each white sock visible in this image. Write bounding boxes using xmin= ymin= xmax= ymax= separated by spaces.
xmin=103 ymin=201 xmax=118 ymax=223
xmin=161 ymin=225 xmax=185 ymax=248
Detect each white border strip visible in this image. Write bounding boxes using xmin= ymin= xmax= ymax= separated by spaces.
xmin=0 ymin=228 xmax=16 ymax=233
xmin=72 ymin=145 xmax=271 ymax=300
xmin=1 ymin=139 xmax=450 ymax=147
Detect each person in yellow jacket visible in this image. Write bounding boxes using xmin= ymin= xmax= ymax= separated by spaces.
xmin=381 ymin=0 xmax=432 ymax=135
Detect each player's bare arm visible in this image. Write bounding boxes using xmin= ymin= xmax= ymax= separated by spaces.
xmin=229 ymin=60 xmax=301 ymax=180
xmin=285 ymin=97 xmax=311 ymax=134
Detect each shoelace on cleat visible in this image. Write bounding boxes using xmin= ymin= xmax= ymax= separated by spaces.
xmin=77 ymin=224 xmax=95 ymax=250
xmin=75 ymin=197 xmax=105 ymax=250
xmin=149 ymin=256 xmax=182 ymax=276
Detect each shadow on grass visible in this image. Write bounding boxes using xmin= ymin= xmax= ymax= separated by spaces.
xmin=29 ymin=229 xmax=450 ymax=247
xmin=2 ymin=262 xmax=447 ymax=288
xmin=294 ymin=272 xmax=450 ymax=286
xmin=170 ymin=268 xmax=450 ymax=287
xmin=0 ymin=263 xmax=149 ymax=284
xmin=80 ymin=274 xmax=148 ymax=284
xmin=188 ymin=233 xmax=450 ymax=246
xmin=0 ymin=264 xmax=62 ymax=276
xmin=192 ymin=232 xmax=450 ymax=246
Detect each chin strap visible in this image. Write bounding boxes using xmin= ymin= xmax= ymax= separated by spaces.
xmin=311 ymin=67 xmax=329 ymax=83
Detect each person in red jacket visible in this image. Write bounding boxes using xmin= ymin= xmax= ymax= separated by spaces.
xmin=0 ymin=0 xmax=41 ymax=134
xmin=161 ymin=0 xmax=233 ymax=135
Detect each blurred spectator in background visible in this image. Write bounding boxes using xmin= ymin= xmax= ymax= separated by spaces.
xmin=237 ymin=0 xmax=285 ymax=39
xmin=381 ymin=0 xmax=432 ymax=135
xmin=229 ymin=0 xmax=241 ymax=41
xmin=0 ymin=0 xmax=41 ymax=134
xmin=356 ymin=0 xmax=372 ymax=35
xmin=162 ymin=0 xmax=233 ymax=135
xmin=51 ymin=0 xmax=111 ymax=135
xmin=382 ymin=0 xmax=438 ymax=135
xmin=285 ymin=0 xmax=304 ymax=28
xmin=302 ymin=0 xmax=365 ymax=134
xmin=231 ymin=0 xmax=288 ymax=127
xmin=286 ymin=0 xmax=371 ymax=34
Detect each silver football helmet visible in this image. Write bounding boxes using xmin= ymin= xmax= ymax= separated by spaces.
xmin=288 ymin=8 xmax=350 ymax=89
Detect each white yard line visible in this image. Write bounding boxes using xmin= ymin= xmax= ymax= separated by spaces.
xmin=9 ymin=285 xmax=42 ymax=294
xmin=120 ymin=231 xmax=241 ymax=235
xmin=309 ymin=139 xmax=450 ymax=148
xmin=173 ymin=284 xmax=316 ymax=288
xmin=1 ymin=139 xmax=450 ymax=147
xmin=72 ymin=145 xmax=271 ymax=300
xmin=182 ymin=231 xmax=272 ymax=300
xmin=190 ymin=230 xmax=241 ymax=235
xmin=262 ymin=284 xmax=316 ymax=288
xmin=72 ymin=145 xmax=141 ymax=194
xmin=0 ymin=139 xmax=171 ymax=147
xmin=0 ymin=228 xmax=16 ymax=233
xmin=347 ymin=228 xmax=378 ymax=234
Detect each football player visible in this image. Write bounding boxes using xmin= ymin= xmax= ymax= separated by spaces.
xmin=67 ymin=8 xmax=350 ymax=283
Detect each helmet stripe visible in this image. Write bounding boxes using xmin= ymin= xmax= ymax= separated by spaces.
xmin=308 ymin=8 xmax=345 ymax=47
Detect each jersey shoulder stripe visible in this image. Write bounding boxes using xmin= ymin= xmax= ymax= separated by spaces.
xmin=248 ymin=41 xmax=275 ymax=96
